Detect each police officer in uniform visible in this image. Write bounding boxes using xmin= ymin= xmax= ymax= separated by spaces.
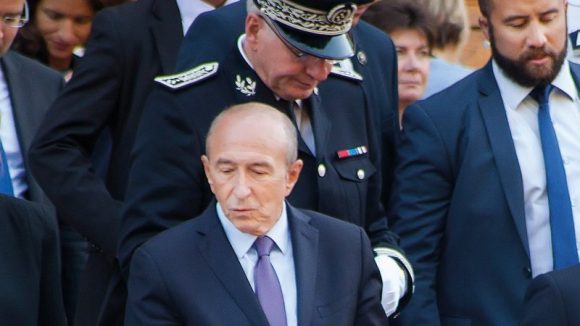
xmin=174 ymin=0 xmax=402 ymax=240
xmin=120 ymin=0 xmax=413 ymax=316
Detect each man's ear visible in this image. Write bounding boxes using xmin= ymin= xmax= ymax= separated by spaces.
xmin=201 ymin=155 xmax=215 ymax=190
xmin=285 ymin=159 xmax=303 ymax=196
xmin=245 ymin=13 xmax=262 ymax=46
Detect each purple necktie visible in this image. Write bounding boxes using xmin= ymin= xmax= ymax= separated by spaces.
xmin=254 ymin=236 xmax=287 ymax=326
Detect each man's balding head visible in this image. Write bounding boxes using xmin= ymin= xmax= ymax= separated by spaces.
xmin=205 ymin=102 xmax=298 ymax=165
xmin=202 ymin=102 xmax=303 ymax=236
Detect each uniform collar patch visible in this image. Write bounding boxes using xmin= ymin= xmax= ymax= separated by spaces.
xmin=235 ymin=74 xmax=257 ymax=96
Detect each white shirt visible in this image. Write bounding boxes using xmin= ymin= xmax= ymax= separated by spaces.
xmin=494 ymin=60 xmax=580 ymax=276
xmin=216 ymin=202 xmax=297 ymax=326
xmin=0 ymin=67 xmax=27 ymax=198
xmin=176 ymin=0 xmax=237 ymax=35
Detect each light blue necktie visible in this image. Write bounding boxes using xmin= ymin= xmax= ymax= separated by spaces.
xmin=532 ymin=84 xmax=579 ymax=269
xmin=0 ymin=139 xmax=13 ymax=195
xmin=254 ymin=236 xmax=287 ymax=326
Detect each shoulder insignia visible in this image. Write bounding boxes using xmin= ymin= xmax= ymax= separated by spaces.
xmin=154 ymin=62 xmax=219 ymax=90
xmin=330 ymin=65 xmax=363 ymax=81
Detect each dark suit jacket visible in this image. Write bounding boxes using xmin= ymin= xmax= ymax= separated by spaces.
xmin=2 ymin=51 xmax=63 ymax=204
xmin=520 ymin=264 xmax=580 ymax=326
xmin=0 ymin=195 xmax=66 ymax=326
xmin=27 ymin=0 xmax=182 ymax=324
xmin=125 ymin=203 xmax=388 ymax=325
xmin=391 ymin=62 xmax=580 ymax=325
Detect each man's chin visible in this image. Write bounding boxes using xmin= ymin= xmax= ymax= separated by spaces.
xmin=523 ymin=60 xmax=557 ymax=83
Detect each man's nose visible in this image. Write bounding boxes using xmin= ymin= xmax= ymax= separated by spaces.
xmin=233 ymin=173 xmax=251 ymax=199
xmin=527 ymin=23 xmax=548 ymax=48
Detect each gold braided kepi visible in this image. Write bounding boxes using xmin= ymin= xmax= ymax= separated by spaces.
xmin=254 ymin=0 xmax=358 ymax=59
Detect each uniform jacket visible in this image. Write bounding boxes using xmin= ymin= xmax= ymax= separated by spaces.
xmin=174 ymin=0 xmax=400 ymax=214
xmin=520 ymin=264 xmax=580 ymax=326
xmin=391 ymin=62 xmax=580 ymax=325
xmin=0 ymin=195 xmax=66 ymax=326
xmin=27 ymin=0 xmax=183 ymax=324
xmin=125 ymin=203 xmax=388 ymax=325
xmin=2 ymin=51 xmax=63 ymax=204
xmin=120 ymin=2 xmax=411 ymax=298
xmin=119 ymin=29 xmax=394 ymax=280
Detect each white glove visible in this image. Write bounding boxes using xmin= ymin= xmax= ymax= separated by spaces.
xmin=374 ymin=254 xmax=407 ymax=316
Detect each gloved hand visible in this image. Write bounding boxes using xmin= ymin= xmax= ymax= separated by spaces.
xmin=374 ymin=254 xmax=407 ymax=316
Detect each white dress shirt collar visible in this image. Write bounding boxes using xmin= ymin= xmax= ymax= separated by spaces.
xmin=216 ymin=201 xmax=291 ymax=257
xmin=238 ymin=34 xmax=253 ymax=69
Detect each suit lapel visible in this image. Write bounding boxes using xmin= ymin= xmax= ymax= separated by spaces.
xmin=2 ymin=54 xmax=35 ymax=155
xmin=1 ymin=53 xmax=46 ymax=201
xmin=477 ymin=63 xmax=529 ymax=257
xmin=196 ymin=206 xmax=269 ymax=326
xmin=287 ymin=205 xmax=319 ymax=325
xmin=150 ymin=0 xmax=183 ymax=74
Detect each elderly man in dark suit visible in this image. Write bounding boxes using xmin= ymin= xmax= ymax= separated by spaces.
xmin=390 ymin=0 xmax=580 ymax=324
xmin=126 ymin=103 xmax=388 ymax=325
xmin=520 ymin=264 xmax=580 ymax=325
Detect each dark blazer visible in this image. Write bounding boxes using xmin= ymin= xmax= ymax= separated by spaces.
xmin=390 ymin=62 xmax=580 ymax=325
xmin=520 ymin=264 xmax=580 ymax=326
xmin=1 ymin=51 xmax=63 ymax=204
xmin=125 ymin=203 xmax=388 ymax=325
xmin=0 ymin=195 xmax=66 ymax=326
xmin=27 ymin=0 xmax=182 ymax=324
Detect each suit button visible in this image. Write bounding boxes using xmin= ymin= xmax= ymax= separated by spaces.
xmin=318 ymin=163 xmax=326 ymax=177
xmin=523 ymin=267 xmax=532 ymax=278
xmin=357 ymin=169 xmax=365 ymax=180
